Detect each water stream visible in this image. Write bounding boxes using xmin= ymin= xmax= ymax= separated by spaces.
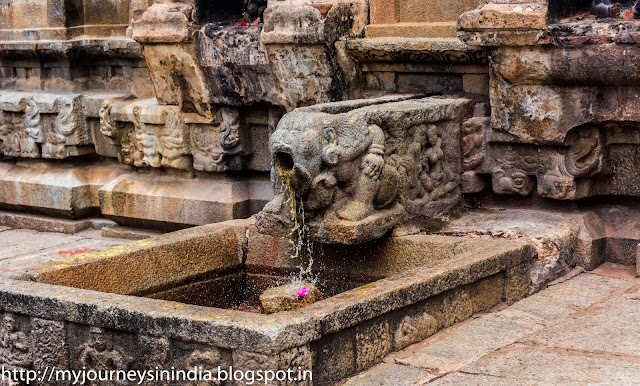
xmin=280 ymin=175 xmax=315 ymax=283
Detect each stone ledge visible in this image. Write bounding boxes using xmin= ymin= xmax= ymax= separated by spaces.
xmin=0 ymin=210 xmax=115 ymax=235
xmin=366 ymin=22 xmax=458 ymax=39
xmin=0 ymin=36 xmax=143 ymax=58
xmin=0 ymin=161 xmax=128 ymax=218
xmin=99 ymin=172 xmax=274 ymax=230
xmin=347 ymin=37 xmax=488 ymax=65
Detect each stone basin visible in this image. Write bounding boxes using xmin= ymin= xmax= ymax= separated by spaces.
xmin=1 ymin=219 xmax=534 ymax=384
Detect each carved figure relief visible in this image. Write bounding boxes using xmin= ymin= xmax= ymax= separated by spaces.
xmin=492 ymin=168 xmax=536 ymax=196
xmin=461 ymin=117 xmax=487 ymax=171
xmin=137 ymin=335 xmax=169 ymax=370
xmin=99 ymin=101 xmax=120 ymax=139
xmin=489 ymin=144 xmax=537 ymax=196
xmin=564 ymin=126 xmax=604 ymax=178
xmin=0 ymin=111 xmax=6 ymax=155
xmin=0 ymin=93 xmax=91 ymax=160
xmin=101 ymin=100 xmax=194 ymax=170
xmin=186 ymin=350 xmax=223 ymax=386
xmin=79 ymin=327 xmax=131 ymax=373
xmin=487 ymin=126 xmax=607 ymax=199
xmin=538 ymin=149 xmax=575 ymax=199
xmin=0 ymin=314 xmax=31 ymax=368
xmin=190 ymin=107 xmax=246 ymax=172
xmin=22 ymin=98 xmax=42 ymax=158
xmin=160 ymin=109 xmax=191 ymax=169
xmin=133 ymin=106 xmax=161 ymax=168
xmin=191 ymin=125 xmax=224 ymax=171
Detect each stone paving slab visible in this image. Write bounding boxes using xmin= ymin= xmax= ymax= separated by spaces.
xmin=344 ymin=263 xmax=640 ymax=385
xmin=0 ymin=228 xmax=128 ymax=279
xmin=0 ymin=210 xmax=116 ymax=234
xmin=523 ymin=296 xmax=640 ymax=357
xmin=428 ymin=372 xmax=540 ymax=386
xmin=508 ymin=271 xmax=634 ymax=322
xmin=342 ymin=363 xmax=435 ymax=385
xmin=0 ymin=226 xmax=8 ymax=232
xmin=460 ymin=343 xmax=640 ymax=385
xmin=0 ymin=229 xmax=84 ymax=260
xmin=388 ymin=310 xmax=545 ymax=372
xmin=0 ymin=238 xmax=124 ymax=279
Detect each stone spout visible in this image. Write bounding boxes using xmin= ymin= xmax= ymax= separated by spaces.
xmin=255 ymin=95 xmax=472 ymax=245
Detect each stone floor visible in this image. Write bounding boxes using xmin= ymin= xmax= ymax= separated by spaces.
xmin=343 ymin=262 xmax=640 ymax=385
xmin=0 ymin=226 xmax=129 ymax=279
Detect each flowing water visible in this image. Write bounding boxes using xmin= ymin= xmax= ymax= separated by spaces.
xmin=280 ymin=174 xmax=315 ymax=283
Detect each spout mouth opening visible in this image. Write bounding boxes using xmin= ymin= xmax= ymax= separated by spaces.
xmin=275 ymin=151 xmax=295 ymax=173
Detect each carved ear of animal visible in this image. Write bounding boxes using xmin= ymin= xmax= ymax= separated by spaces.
xmin=322 ymin=127 xmax=340 ymax=165
xmin=323 ymin=127 xmax=338 ymax=146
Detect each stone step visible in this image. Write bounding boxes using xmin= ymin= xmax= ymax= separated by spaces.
xmin=365 ymin=22 xmax=458 ymax=38
xmin=0 ymin=161 xmax=273 ymax=229
xmin=99 ymin=172 xmax=273 ymax=231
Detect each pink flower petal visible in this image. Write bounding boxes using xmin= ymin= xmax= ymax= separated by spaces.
xmin=297 ymin=287 xmax=309 ymax=297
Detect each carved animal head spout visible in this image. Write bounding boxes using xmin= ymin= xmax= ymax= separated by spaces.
xmin=256 ymin=96 xmax=472 ymax=245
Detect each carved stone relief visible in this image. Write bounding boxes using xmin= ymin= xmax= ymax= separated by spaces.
xmin=78 ymin=327 xmax=132 ymax=374
xmin=99 ymin=98 xmax=269 ymax=172
xmin=0 ymin=92 xmax=93 ymax=160
xmin=186 ymin=349 xmax=223 ymax=386
xmin=189 ymin=107 xmax=248 ymax=172
xmin=0 ymin=314 xmax=31 ymax=368
xmin=256 ymin=96 xmax=471 ymax=244
xmin=30 ymin=318 xmax=67 ymax=370
xmin=485 ymin=124 xmax=609 ymax=200
xmin=100 ymin=100 xmax=193 ymax=170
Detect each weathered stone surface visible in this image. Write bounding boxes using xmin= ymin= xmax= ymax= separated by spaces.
xmin=259 ymin=282 xmax=324 ymax=314
xmin=28 ymin=220 xmax=248 ymax=295
xmin=0 ymin=210 xmax=115 ymax=235
xmin=366 ymin=22 xmax=459 ymax=38
xmin=347 ymin=265 xmax=640 ymax=385
xmin=391 ymin=310 xmax=544 ymax=372
xmin=392 ymin=306 xmax=440 ymax=351
xmin=458 ymin=3 xmax=547 ymax=46
xmin=429 ymin=372 xmax=539 ymax=385
xmin=0 ymin=160 xmax=127 ymax=218
xmin=344 ymin=363 xmax=435 ymax=386
xmin=99 ymin=172 xmax=272 ymax=229
xmin=0 ymin=236 xmax=124 ymax=279
xmin=366 ymin=0 xmax=480 ymax=38
xmin=256 ymin=96 xmax=471 ymax=244
xmin=131 ymin=3 xmax=193 ymax=44
xmin=247 ymin=227 xmax=525 ymax=283
xmin=526 ymin=296 xmax=640 ymax=356
xmin=355 ymin=319 xmax=393 ymax=371
xmin=346 ymin=37 xmax=489 ymax=65
xmin=461 ymin=342 xmax=640 ymax=384
xmin=261 ymin=0 xmax=368 ymax=110
xmin=0 ymin=217 xmax=535 ymax=385
xmin=0 ymin=229 xmax=85 ymax=261
xmin=443 ymin=209 xmax=579 ymax=291
xmin=509 ymin=272 xmax=633 ymax=322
